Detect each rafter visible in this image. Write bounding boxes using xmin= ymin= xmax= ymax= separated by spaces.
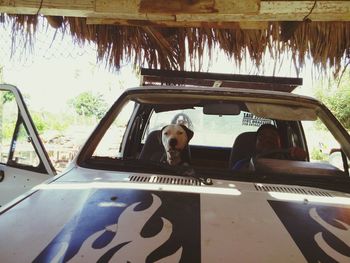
xmin=85 ymin=18 xmax=269 ymax=30
xmin=0 ymin=0 xmax=349 ymax=22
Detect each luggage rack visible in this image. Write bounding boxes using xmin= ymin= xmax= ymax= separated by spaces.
xmin=140 ymin=68 xmax=302 ymax=93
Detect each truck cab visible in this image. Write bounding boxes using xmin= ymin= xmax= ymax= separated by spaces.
xmin=0 ymin=70 xmax=349 ymax=262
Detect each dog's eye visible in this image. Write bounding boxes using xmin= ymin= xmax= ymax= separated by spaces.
xmin=164 ymin=132 xmax=169 ymax=135
xmin=177 ymin=131 xmax=183 ymax=135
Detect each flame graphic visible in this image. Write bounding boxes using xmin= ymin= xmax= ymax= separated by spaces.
xmin=53 ymin=194 xmax=182 ymax=262
xmin=309 ymin=207 xmax=350 ymax=262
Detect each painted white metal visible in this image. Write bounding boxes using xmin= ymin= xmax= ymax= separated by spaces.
xmin=200 ymin=192 xmax=305 ymax=262
xmin=0 ymin=164 xmax=51 ymax=207
xmin=0 ymin=169 xmax=349 ymax=262
xmin=0 ymin=84 xmax=55 ymax=207
xmin=0 ymin=84 xmax=55 ymax=175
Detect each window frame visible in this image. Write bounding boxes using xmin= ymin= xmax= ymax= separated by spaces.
xmin=0 ymin=86 xmax=55 ymax=174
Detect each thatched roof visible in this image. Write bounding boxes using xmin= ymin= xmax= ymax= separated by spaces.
xmin=1 ymin=1 xmax=350 ymax=77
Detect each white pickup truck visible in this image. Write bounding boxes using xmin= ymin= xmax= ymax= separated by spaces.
xmin=0 ymin=69 xmax=349 ymax=262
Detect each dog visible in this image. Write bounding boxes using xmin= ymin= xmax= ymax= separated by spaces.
xmin=160 ymin=124 xmax=194 ymax=166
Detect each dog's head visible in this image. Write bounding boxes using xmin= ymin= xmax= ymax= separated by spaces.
xmin=160 ymin=124 xmax=194 ymax=166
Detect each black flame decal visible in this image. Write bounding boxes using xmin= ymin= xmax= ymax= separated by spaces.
xmin=34 ymin=189 xmax=201 ymax=262
xmin=269 ymin=200 xmax=350 ymax=262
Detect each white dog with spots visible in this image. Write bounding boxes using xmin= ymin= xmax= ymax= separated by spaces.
xmin=160 ymin=124 xmax=194 ymax=166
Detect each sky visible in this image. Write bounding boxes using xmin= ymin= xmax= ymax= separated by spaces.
xmin=0 ymin=18 xmax=319 ymax=114
xmin=0 ymin=20 xmax=139 ymax=113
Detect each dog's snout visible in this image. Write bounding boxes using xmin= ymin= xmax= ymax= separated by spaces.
xmin=169 ymin=138 xmax=177 ymax=147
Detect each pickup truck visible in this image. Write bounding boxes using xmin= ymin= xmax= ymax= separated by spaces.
xmin=0 ymin=69 xmax=349 ymax=262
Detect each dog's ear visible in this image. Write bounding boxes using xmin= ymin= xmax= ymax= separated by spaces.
xmin=159 ymin=125 xmax=168 ymax=144
xmin=180 ymin=125 xmax=194 ymax=142
xmin=160 ymin=125 xmax=168 ymax=133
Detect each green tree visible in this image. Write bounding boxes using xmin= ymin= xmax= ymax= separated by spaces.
xmin=30 ymin=111 xmax=72 ymax=134
xmin=315 ymin=72 xmax=350 ymax=130
xmin=68 ymin=91 xmax=108 ymax=119
xmin=3 ymin=91 xmax=15 ymax=103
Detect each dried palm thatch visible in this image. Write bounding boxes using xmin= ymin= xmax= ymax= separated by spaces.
xmin=2 ymin=13 xmax=350 ymax=77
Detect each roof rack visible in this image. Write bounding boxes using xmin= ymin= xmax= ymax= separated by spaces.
xmin=140 ymin=68 xmax=302 ymax=93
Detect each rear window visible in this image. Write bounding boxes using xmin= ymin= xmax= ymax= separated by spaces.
xmin=144 ymin=107 xmax=273 ymax=147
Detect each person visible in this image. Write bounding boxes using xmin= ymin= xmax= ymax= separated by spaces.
xmin=232 ymin=123 xmax=307 ymax=170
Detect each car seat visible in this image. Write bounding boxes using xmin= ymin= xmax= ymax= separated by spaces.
xmin=138 ymin=130 xmax=165 ymax=162
xmin=228 ymin=131 xmax=257 ymax=169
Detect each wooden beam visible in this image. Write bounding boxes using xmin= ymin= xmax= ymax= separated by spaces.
xmin=260 ymin=0 xmax=350 ymax=21
xmin=86 ymin=17 xmax=238 ymax=28
xmin=239 ymin=21 xmax=269 ymax=30
xmin=176 ymin=1 xmax=350 ymax=22
xmin=0 ymin=0 xmax=94 ymax=16
xmin=215 ymin=0 xmax=260 ymax=15
xmin=139 ymin=0 xmax=217 ymax=14
xmin=0 ymin=0 xmax=349 ymax=22
xmin=86 ymin=17 xmax=269 ymax=30
xmin=95 ymin=0 xmax=260 ymax=15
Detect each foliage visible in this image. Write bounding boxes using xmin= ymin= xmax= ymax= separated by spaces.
xmin=31 ymin=111 xmax=72 ymax=134
xmin=3 ymin=91 xmax=15 ymax=103
xmin=31 ymin=113 xmax=46 ymax=134
xmin=314 ymin=72 xmax=350 ymax=130
xmin=2 ymin=121 xmax=16 ymax=142
xmin=68 ymin=91 xmax=108 ymax=119
xmin=310 ymin=147 xmax=328 ymax=161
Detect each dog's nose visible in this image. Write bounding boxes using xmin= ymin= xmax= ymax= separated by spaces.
xmin=169 ymin=138 xmax=177 ymax=147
